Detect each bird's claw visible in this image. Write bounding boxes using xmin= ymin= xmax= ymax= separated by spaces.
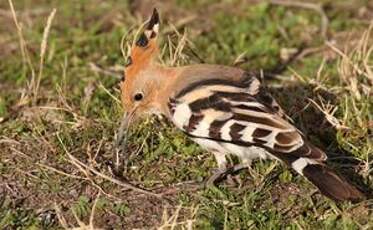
xmin=205 ymin=164 xmax=248 ymax=187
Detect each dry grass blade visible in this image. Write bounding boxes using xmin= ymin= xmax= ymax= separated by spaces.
xmin=37 ymin=162 xmax=86 ymax=180
xmin=120 ymin=25 xmax=136 ymax=60
xmin=326 ymin=42 xmax=368 ymax=82
xmin=158 ymin=205 xmax=198 ymax=230
xmin=66 ymin=156 xmax=121 ymax=201
xmin=70 ymin=194 xmax=102 ymax=230
xmin=327 ymin=22 xmax=373 ymax=86
xmin=89 ymin=62 xmax=123 ymax=79
xmin=162 ymin=15 xmax=197 ymax=34
xmin=8 ymin=0 xmax=35 ymax=104
xmin=54 ymin=192 xmax=104 ymax=230
xmin=34 ymin=8 xmax=56 ymax=102
xmin=8 ymin=0 xmax=57 ymax=104
xmin=326 ymin=23 xmax=372 ymax=183
xmin=89 ymin=192 xmax=101 ymax=230
xmin=131 ymin=20 xmax=148 ymax=48
xmin=57 ymin=134 xmax=162 ymax=198
xmin=173 ymin=32 xmax=187 ymax=65
xmin=308 ymin=97 xmax=350 ymax=130
xmin=54 ymin=203 xmax=69 ymax=229
xmin=0 ymin=137 xmax=20 ymax=145
xmin=97 ymin=82 xmax=121 ymax=105
xmin=161 ymin=23 xmax=193 ymax=67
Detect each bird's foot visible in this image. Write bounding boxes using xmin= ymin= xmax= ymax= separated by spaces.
xmin=206 ymin=168 xmax=227 ymax=187
xmin=205 ymin=163 xmax=248 ymax=187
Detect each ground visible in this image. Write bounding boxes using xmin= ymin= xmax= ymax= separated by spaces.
xmin=0 ymin=0 xmax=372 ymax=229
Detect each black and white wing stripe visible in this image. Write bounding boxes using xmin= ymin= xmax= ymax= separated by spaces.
xmin=167 ymin=73 xmax=364 ymax=201
xmin=168 ymin=75 xmax=327 ymax=172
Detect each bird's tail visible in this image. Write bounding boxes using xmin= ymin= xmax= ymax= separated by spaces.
xmin=301 ymin=163 xmax=364 ymax=202
xmin=277 ymin=142 xmax=365 ymax=202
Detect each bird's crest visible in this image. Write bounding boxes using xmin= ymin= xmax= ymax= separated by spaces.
xmin=124 ymin=8 xmax=160 ymax=81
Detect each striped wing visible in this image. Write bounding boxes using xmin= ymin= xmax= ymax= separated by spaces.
xmin=168 ymin=75 xmax=327 ymax=168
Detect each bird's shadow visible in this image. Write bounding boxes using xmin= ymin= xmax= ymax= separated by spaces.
xmin=260 ymin=68 xmax=372 ymax=198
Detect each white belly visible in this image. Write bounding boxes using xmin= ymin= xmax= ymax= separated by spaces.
xmin=192 ymin=138 xmax=228 ymax=154
xmin=192 ymin=137 xmax=272 ymax=164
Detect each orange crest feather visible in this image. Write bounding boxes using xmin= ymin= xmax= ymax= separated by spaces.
xmin=125 ymin=8 xmax=160 ymax=78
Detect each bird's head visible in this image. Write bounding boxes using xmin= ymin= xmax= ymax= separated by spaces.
xmin=120 ymin=9 xmax=165 ymax=122
xmin=117 ymin=9 xmax=177 ymax=145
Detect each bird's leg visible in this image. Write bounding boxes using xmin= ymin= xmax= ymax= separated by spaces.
xmin=206 ymin=152 xmax=250 ymax=186
xmin=226 ymin=161 xmax=251 ymax=186
xmin=213 ymin=151 xmax=228 ymax=170
xmin=206 ymin=163 xmax=250 ymax=187
xmin=227 ymin=157 xmax=255 ymax=185
xmin=206 ymin=152 xmax=227 ymax=186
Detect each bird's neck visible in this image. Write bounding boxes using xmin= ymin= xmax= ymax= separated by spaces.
xmin=151 ymin=65 xmax=182 ymax=118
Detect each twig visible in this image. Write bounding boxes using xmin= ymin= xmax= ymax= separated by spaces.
xmin=72 ymin=153 xmax=161 ymax=198
xmin=56 ymin=192 xmax=104 ymax=230
xmin=37 ymin=163 xmax=86 ymax=180
xmin=0 ymin=137 xmax=21 ymax=145
xmin=89 ymin=192 xmax=101 ymax=229
xmin=71 ymin=209 xmax=88 ymax=229
xmin=57 ymin=134 xmax=162 ymax=198
xmin=308 ymin=97 xmax=350 ymax=130
xmin=0 ymin=8 xmax=48 ymax=18
xmin=11 ymin=147 xmax=32 ymax=159
xmin=54 ymin=203 xmax=69 ymax=229
xmin=162 ymin=15 xmax=197 ymax=35
xmin=93 ymin=139 xmax=104 ymax=163
xmin=89 ymin=62 xmax=123 ymax=79
xmin=56 ymin=142 xmax=123 ymax=201
xmin=270 ymin=0 xmax=329 ymax=39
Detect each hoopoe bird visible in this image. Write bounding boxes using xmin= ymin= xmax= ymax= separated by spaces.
xmin=118 ymin=9 xmax=364 ymax=201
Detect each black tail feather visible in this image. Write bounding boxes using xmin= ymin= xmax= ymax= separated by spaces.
xmin=302 ymin=164 xmax=364 ymax=202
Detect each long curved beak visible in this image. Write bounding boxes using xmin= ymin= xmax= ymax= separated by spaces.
xmin=115 ymin=112 xmax=131 ymax=149
xmin=113 ymin=110 xmax=136 ymax=174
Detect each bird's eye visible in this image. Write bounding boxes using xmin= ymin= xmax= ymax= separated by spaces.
xmin=134 ymin=92 xmax=144 ymax=101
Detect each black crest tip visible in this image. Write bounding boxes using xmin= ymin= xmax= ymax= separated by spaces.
xmin=147 ymin=8 xmax=159 ymax=30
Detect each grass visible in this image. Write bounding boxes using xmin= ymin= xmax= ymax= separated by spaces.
xmin=0 ymin=0 xmax=372 ymax=229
